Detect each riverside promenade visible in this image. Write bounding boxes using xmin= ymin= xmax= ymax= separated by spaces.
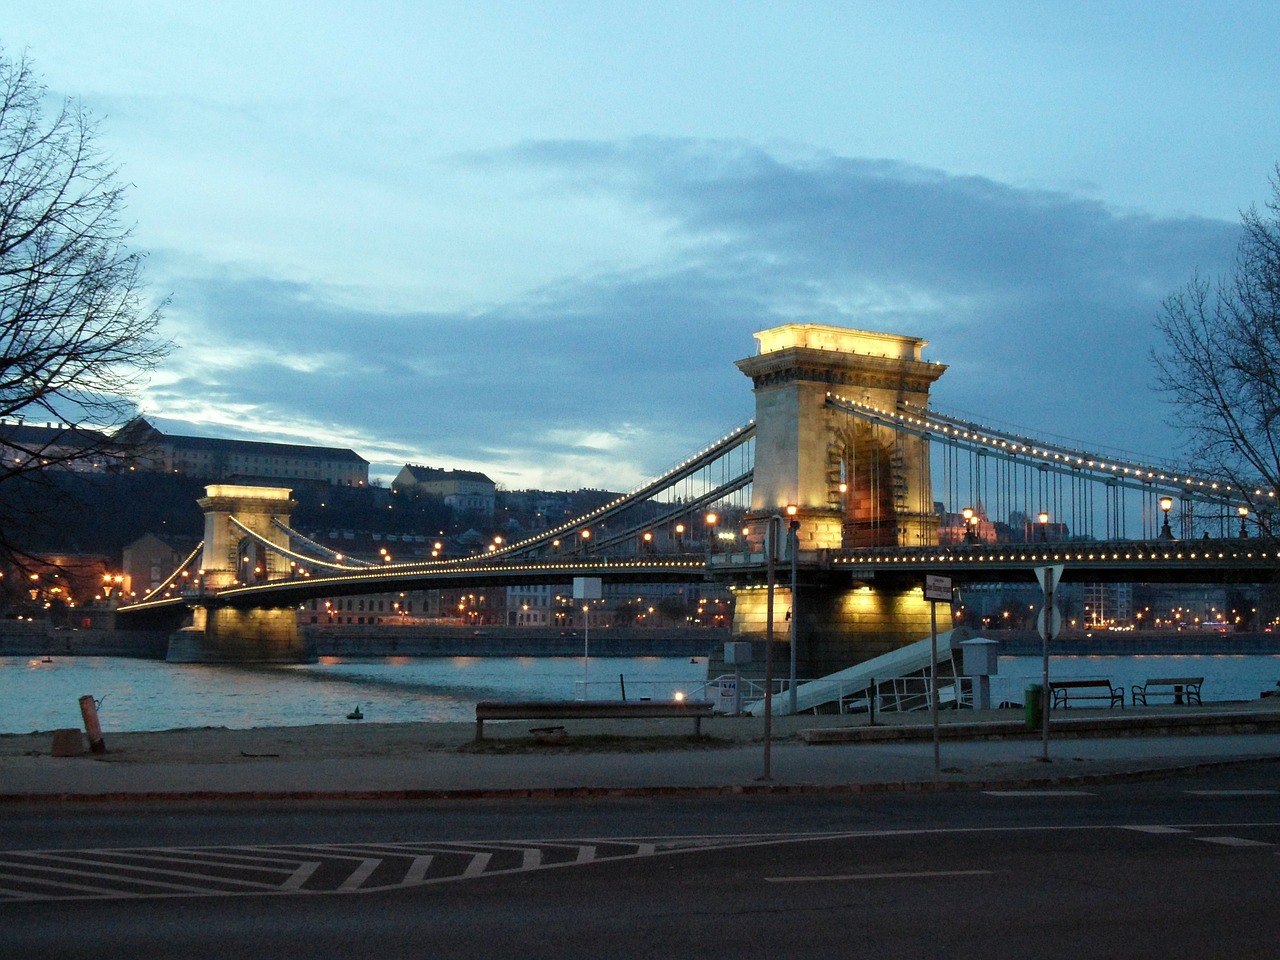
xmin=3 ymin=700 xmax=1280 ymax=802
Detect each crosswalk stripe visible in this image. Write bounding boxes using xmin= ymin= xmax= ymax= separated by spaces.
xmin=461 ymin=852 xmax=492 ymax=878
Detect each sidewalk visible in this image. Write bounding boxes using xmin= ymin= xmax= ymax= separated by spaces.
xmin=3 ymin=703 xmax=1279 ymax=802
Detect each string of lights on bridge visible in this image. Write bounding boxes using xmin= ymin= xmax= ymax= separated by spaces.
xmin=826 ymin=392 xmax=1275 ymax=509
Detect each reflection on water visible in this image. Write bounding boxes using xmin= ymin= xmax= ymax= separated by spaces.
xmin=0 ymin=655 xmax=711 ymax=734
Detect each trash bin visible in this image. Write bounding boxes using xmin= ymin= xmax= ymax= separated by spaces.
xmin=1024 ymin=683 xmax=1043 ymax=730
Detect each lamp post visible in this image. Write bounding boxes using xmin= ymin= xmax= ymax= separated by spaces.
xmin=785 ymin=504 xmax=800 ymax=715
xmin=1037 ymin=511 xmax=1049 ymax=542
xmin=962 ymin=506 xmax=978 ymax=544
xmin=1238 ymin=505 xmax=1249 ymax=538
xmin=760 ymin=513 xmax=782 ymax=781
xmin=704 ymin=512 xmax=718 ymax=564
xmin=1158 ymin=496 xmax=1175 ymax=540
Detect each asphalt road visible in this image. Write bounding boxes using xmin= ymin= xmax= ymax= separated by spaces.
xmin=4 ymin=762 xmax=1278 ymax=959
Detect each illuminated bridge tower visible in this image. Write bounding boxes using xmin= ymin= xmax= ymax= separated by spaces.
xmin=731 ymin=323 xmax=950 ymax=678
xmin=167 ymin=485 xmax=311 ymax=663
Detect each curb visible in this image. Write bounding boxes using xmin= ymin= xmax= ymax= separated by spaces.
xmin=2 ymin=755 xmax=1276 ymax=805
xmin=801 ymin=711 xmax=1280 ymax=744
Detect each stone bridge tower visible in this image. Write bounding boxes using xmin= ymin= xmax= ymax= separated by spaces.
xmin=737 ymin=323 xmax=946 ymax=548
xmin=196 ymin=484 xmax=297 ymax=589
xmin=167 ymin=484 xmax=309 ymax=663
xmin=730 ymin=324 xmax=950 ymax=682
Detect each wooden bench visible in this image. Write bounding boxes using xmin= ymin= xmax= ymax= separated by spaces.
xmin=1049 ymin=679 xmax=1124 ymax=709
xmin=474 ymin=699 xmax=715 ymax=740
xmin=1131 ymin=677 xmax=1204 ymax=706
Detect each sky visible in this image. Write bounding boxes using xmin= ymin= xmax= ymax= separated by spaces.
xmin=5 ymin=2 xmax=1279 ymax=491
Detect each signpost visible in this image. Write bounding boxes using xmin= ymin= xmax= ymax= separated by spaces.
xmin=923 ymin=574 xmax=952 ymax=774
xmin=1033 ymin=564 xmax=1064 ymax=761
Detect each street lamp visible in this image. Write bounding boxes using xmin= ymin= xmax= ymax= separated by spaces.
xmin=785 ymin=504 xmax=800 ymax=715
xmin=1159 ymin=496 xmax=1175 ymax=540
xmin=1037 ymin=511 xmax=1049 ymax=542
xmin=962 ymin=507 xmax=977 ymax=544
xmin=705 ymin=512 xmax=718 ymax=563
xmin=1238 ymin=505 xmax=1249 ymax=538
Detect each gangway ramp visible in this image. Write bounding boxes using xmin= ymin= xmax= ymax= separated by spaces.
xmin=747 ymin=630 xmax=964 ymax=717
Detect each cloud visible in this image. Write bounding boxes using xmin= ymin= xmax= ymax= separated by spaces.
xmin=142 ymin=139 xmax=1244 ymax=488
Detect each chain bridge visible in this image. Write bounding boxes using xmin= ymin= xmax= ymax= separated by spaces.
xmin=118 ymin=323 xmax=1280 ymax=673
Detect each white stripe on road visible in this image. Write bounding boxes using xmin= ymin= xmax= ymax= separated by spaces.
xmin=767 ymin=869 xmax=993 ymax=883
xmin=337 ymin=858 xmax=381 ymax=892
xmin=1195 ymin=836 xmax=1273 ymax=848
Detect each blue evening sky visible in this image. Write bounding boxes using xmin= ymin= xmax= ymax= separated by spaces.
xmin=6 ymin=2 xmax=1278 ymax=489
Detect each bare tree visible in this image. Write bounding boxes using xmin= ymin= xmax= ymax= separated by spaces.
xmin=1152 ymin=165 xmax=1280 ymax=534
xmin=0 ymin=49 xmax=168 ymax=563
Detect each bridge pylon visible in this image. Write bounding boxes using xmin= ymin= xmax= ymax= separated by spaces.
xmin=726 ymin=324 xmax=950 ymax=689
xmin=736 ymin=323 xmax=946 ymax=549
xmin=167 ymin=484 xmax=311 ymax=663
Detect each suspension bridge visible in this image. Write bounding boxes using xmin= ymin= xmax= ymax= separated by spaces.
xmin=117 ymin=323 xmax=1279 ymax=676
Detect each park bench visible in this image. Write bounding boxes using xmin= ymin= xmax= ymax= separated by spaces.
xmin=1049 ymin=679 xmax=1125 ymax=709
xmin=474 ymin=699 xmax=715 ymax=740
xmin=1131 ymin=677 xmax=1204 ymax=706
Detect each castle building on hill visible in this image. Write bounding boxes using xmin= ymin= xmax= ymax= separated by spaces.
xmin=115 ymin=418 xmax=369 ymax=487
xmin=392 ymin=464 xmax=496 ymax=516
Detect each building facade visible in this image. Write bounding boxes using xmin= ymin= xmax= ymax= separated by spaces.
xmin=392 ymin=465 xmax=496 ymax=516
xmin=116 ymin=418 xmax=369 ymax=486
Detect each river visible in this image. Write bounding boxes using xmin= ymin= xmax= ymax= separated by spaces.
xmin=2 ymin=653 xmax=1278 ymax=735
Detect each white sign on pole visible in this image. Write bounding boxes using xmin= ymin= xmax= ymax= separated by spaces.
xmin=1034 ymin=564 xmax=1064 ymax=594
xmin=1036 ymin=604 xmax=1063 ymax=642
xmin=923 ymin=574 xmax=953 ymax=603
xmin=572 ymin=577 xmax=602 ymax=600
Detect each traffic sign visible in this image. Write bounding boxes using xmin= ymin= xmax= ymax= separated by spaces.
xmin=1036 ymin=604 xmax=1063 ymax=642
xmin=1034 ymin=564 xmax=1063 ymax=594
xmin=923 ymin=574 xmax=952 ymax=603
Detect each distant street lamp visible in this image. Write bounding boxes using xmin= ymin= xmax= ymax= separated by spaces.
xmin=1238 ymin=505 xmax=1249 ymax=538
xmin=1159 ymin=496 xmax=1175 ymax=540
xmin=704 ymin=512 xmax=718 ymax=563
xmin=1037 ymin=511 xmax=1049 ymax=542
xmin=962 ymin=507 xmax=978 ymax=544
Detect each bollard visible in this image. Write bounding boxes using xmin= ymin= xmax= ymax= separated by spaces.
xmin=1024 ymin=683 xmax=1043 ymax=731
xmin=78 ymin=694 xmax=107 ymax=754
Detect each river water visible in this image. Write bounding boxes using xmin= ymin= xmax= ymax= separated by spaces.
xmin=2 ymin=653 xmax=1279 ymax=735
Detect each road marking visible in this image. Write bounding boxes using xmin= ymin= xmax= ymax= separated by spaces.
xmin=336 ymin=858 xmax=381 ymax=892
xmin=1184 ymin=790 xmax=1279 ymax=796
xmin=1121 ymin=826 xmax=1190 ymax=834
xmin=767 ymin=870 xmax=993 ymax=883
xmin=983 ymin=790 xmax=1094 ymax=797
xmin=1195 ymin=836 xmax=1273 ymax=848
